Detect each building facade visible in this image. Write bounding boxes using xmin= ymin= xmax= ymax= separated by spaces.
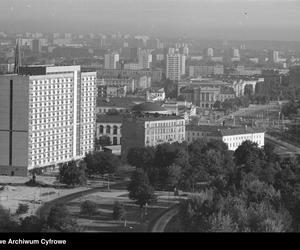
xmin=0 ymin=65 xmax=96 ymax=176
xmin=104 ymin=52 xmax=120 ymax=69
xmin=96 ymin=115 xmax=123 ymax=146
xmin=138 ymin=50 xmax=152 ymax=69
xmin=189 ymin=65 xmax=224 ymax=77
xmin=186 ymin=125 xmax=265 ymax=151
xmin=166 ymin=52 xmax=185 ymax=81
xmin=121 ymin=115 xmax=186 ymax=160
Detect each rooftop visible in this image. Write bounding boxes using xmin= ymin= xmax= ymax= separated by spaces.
xmin=97 ymin=97 xmax=145 ymax=108
xmin=187 ymin=125 xmax=265 ymax=136
xmin=132 ymin=102 xmax=167 ymax=112
xmin=18 ymin=65 xmax=82 ymax=76
xmin=97 ymin=115 xmax=124 ymax=123
xmin=126 ymin=114 xmax=184 ymax=122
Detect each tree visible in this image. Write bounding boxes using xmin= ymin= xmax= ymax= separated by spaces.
xmin=234 ymin=140 xmax=264 ymax=171
xmin=208 ymin=212 xmax=238 ymax=232
xmin=282 ymin=100 xmax=299 ymax=117
xmin=213 ymin=100 xmax=222 ymax=109
xmin=127 ymin=147 xmax=155 ymax=170
xmin=0 ymin=205 xmax=19 ymax=232
xmin=127 ymin=169 xmax=156 ymax=208
xmin=165 ymin=164 xmax=182 ymax=190
xmin=20 ymin=215 xmax=44 ymax=232
xmin=84 ymin=151 xmax=120 ymax=177
xmin=96 ymin=135 xmax=111 ymax=149
xmin=263 ymin=142 xmax=279 ymax=163
xmin=106 ymin=109 xmax=120 ymax=116
xmin=80 ymin=200 xmax=97 ymax=216
xmin=164 ymin=79 xmax=178 ymax=98
xmin=47 ymin=205 xmax=79 ymax=232
xmin=15 ymin=203 xmax=29 ymax=215
xmin=112 ymin=201 xmax=126 ymax=221
xmin=57 ymin=161 xmax=87 ymax=187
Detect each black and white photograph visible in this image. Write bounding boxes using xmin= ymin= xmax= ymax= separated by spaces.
xmin=0 ymin=0 xmax=300 ymax=245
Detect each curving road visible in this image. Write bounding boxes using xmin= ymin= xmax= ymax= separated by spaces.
xmin=150 ymin=205 xmax=179 ymax=232
xmin=36 ymin=181 xmax=128 ymax=220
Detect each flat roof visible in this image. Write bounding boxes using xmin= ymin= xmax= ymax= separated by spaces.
xmin=187 ymin=124 xmax=265 ymax=136
xmin=97 ymin=115 xmax=123 ymax=123
xmin=127 ymin=114 xmax=185 ymax=122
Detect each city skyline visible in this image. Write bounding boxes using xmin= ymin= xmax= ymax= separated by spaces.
xmin=0 ymin=0 xmax=299 ymax=40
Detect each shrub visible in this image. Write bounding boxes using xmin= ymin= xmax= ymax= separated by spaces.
xmin=20 ymin=215 xmax=44 ymax=232
xmin=47 ymin=204 xmax=79 ymax=232
xmin=80 ymin=200 xmax=97 ymax=216
xmin=16 ymin=203 xmax=29 ymax=215
xmin=112 ymin=201 xmax=125 ymax=221
xmin=0 ymin=205 xmax=19 ymax=232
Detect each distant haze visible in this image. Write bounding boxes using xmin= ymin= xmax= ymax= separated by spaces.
xmin=0 ymin=0 xmax=300 ymax=40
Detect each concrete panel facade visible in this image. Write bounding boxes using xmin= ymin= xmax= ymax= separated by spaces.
xmin=12 ymin=132 xmax=28 ymax=167
xmin=0 ymin=132 xmax=9 ymax=165
xmin=12 ymin=76 xmax=29 ymax=131
xmin=0 ymin=76 xmax=10 ymax=130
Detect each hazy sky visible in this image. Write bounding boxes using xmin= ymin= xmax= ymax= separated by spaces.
xmin=0 ymin=0 xmax=300 ymax=40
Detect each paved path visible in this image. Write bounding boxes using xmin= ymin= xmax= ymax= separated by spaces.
xmin=150 ymin=205 xmax=179 ymax=232
xmin=265 ymin=134 xmax=300 ymax=156
xmin=36 ymin=181 xmax=128 ymax=220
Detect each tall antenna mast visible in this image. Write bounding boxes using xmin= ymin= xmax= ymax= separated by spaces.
xmin=14 ymin=36 xmax=22 ymax=74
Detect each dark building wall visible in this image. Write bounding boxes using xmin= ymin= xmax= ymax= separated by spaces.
xmin=289 ymin=66 xmax=300 ymax=87
xmin=0 ymin=75 xmax=29 ymax=176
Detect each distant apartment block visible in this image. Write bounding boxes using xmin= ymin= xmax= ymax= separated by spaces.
xmin=82 ymin=67 xmax=163 ymax=83
xmin=189 ymin=65 xmax=224 ymax=77
xmin=166 ymin=51 xmax=185 ymax=81
xmin=138 ymin=50 xmax=152 ymax=69
xmin=104 ymin=52 xmax=120 ymax=69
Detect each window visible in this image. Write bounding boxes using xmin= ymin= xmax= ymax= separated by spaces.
xmin=113 ymin=137 xmax=118 ymax=145
xmin=99 ymin=125 xmax=104 ymax=134
xmin=106 ymin=125 xmax=111 ymax=134
xmin=113 ymin=125 xmax=118 ymax=135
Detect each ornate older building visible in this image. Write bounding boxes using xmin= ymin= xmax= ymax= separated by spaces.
xmin=96 ymin=115 xmax=123 ymax=146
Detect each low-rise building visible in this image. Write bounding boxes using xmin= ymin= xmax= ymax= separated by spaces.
xmin=189 ymin=65 xmax=224 ymax=77
xmin=100 ymin=78 xmax=135 ymax=93
xmin=186 ymin=125 xmax=265 ymax=151
xmin=106 ymin=84 xmax=127 ymax=98
xmin=218 ymin=87 xmax=236 ymax=102
xmin=96 ymin=97 xmax=144 ymax=114
xmin=121 ymin=114 xmax=186 ymax=160
xmin=146 ymin=88 xmax=165 ymax=102
xmin=132 ymin=102 xmax=169 ymax=115
xmin=96 ymin=115 xmax=123 ymax=145
xmin=137 ymin=75 xmax=152 ymax=90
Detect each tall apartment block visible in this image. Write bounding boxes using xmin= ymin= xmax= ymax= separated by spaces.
xmin=0 ymin=65 xmax=97 ymax=176
xmin=138 ymin=50 xmax=152 ymax=69
xmin=104 ymin=52 xmax=120 ymax=69
xmin=166 ymin=51 xmax=185 ymax=81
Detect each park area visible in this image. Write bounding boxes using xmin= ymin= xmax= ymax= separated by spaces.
xmin=65 ymin=190 xmax=178 ymax=232
xmin=0 ymin=175 xmax=92 ymax=217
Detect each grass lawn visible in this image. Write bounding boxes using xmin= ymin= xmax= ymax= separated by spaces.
xmin=66 ymin=191 xmax=177 ymax=232
xmin=164 ymin=215 xmax=181 ymax=232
